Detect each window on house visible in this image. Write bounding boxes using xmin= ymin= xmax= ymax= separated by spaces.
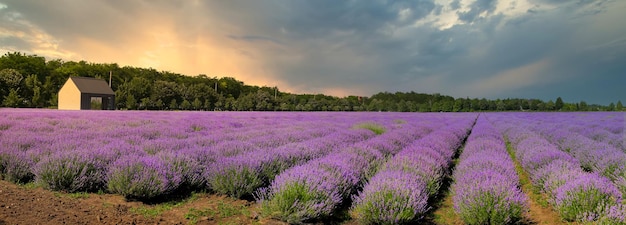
xmin=90 ymin=97 xmax=103 ymax=110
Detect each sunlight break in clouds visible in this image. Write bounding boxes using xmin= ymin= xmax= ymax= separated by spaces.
xmin=0 ymin=0 xmax=625 ymax=104
xmin=0 ymin=4 xmax=75 ymax=59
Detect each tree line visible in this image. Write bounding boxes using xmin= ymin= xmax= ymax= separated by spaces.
xmin=0 ymin=52 xmax=623 ymax=112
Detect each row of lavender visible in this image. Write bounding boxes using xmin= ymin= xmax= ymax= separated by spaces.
xmin=349 ymin=116 xmax=474 ymax=224
xmin=540 ymin=112 xmax=624 ymax=151
xmin=7 ymin=110 xmax=621 ymax=223
xmin=0 ymin=110 xmax=385 ymax=195
xmin=530 ymin=114 xmax=626 ymax=195
xmin=256 ymin=114 xmax=479 ymax=223
xmin=0 ymin=110 xmax=471 ymax=204
xmin=501 ymin=113 xmax=626 ymax=195
xmin=1 ymin=110 xmax=345 ymax=190
xmin=488 ymin=113 xmax=625 ymax=223
xmin=452 ymin=116 xmax=527 ymax=224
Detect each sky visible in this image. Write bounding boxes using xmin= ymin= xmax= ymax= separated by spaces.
xmin=0 ymin=0 xmax=625 ymax=104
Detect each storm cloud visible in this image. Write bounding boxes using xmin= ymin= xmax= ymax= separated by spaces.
xmin=0 ymin=0 xmax=624 ymax=104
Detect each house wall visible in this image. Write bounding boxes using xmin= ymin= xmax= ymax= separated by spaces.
xmin=58 ymin=79 xmax=82 ymax=110
xmin=104 ymin=96 xmax=115 ymax=110
xmin=80 ymin=94 xmax=115 ymax=110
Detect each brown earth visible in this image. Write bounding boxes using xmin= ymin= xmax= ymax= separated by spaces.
xmin=0 ymin=180 xmax=288 ymax=225
xmin=0 ymin=172 xmax=575 ymax=225
xmin=506 ymin=140 xmax=579 ymax=225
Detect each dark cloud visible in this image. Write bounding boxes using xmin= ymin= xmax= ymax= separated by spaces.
xmin=264 ymin=0 xmax=437 ymax=38
xmin=0 ymin=36 xmax=30 ymax=49
xmin=1 ymin=0 xmax=625 ymax=104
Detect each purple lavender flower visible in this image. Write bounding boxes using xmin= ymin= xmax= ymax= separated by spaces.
xmin=206 ymin=154 xmax=264 ymax=198
xmin=598 ymin=204 xmax=626 ymax=224
xmin=382 ymin=154 xmax=444 ymax=197
xmin=107 ymin=155 xmax=182 ymax=200
xmin=351 ymin=171 xmax=429 ymax=224
xmin=453 ymin=170 xmax=527 ymax=225
xmin=0 ymin=150 xmax=35 ymax=183
xmin=258 ymin=164 xmax=344 ymax=223
xmin=452 ymin=116 xmax=527 ymax=225
xmin=349 ymin=116 xmax=476 ymax=224
xmin=157 ymin=151 xmax=205 ymax=190
xmin=210 ymin=140 xmax=259 ymax=157
xmin=488 ymin=112 xmax=626 ymax=222
xmin=34 ymin=146 xmax=117 ymax=192
xmin=257 ymin=120 xmax=433 ymax=223
xmin=552 ymin=173 xmax=622 ymax=221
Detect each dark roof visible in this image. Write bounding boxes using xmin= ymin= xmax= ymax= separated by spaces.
xmin=69 ymin=77 xmax=115 ymax=95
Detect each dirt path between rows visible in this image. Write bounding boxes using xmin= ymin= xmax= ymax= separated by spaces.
xmin=0 ymin=180 xmax=162 ymax=224
xmin=0 ymin=180 xmax=289 ymax=225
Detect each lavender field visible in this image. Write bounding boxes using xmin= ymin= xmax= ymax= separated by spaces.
xmin=0 ymin=109 xmax=625 ymax=224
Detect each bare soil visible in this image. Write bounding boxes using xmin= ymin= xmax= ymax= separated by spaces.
xmin=0 ymin=169 xmax=575 ymax=225
xmin=0 ymin=180 xmax=286 ymax=225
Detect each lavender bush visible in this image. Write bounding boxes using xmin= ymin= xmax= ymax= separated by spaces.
xmin=598 ymin=204 xmax=626 ymax=224
xmin=1 ymin=150 xmax=35 ymax=183
xmin=488 ymin=113 xmax=625 ymax=222
xmin=452 ymin=116 xmax=527 ymax=225
xmin=157 ymin=151 xmax=205 ymax=190
xmin=207 ymin=155 xmax=264 ymax=198
xmin=453 ymin=171 xmax=526 ymax=225
xmin=107 ymin=155 xmax=182 ymax=200
xmin=351 ymin=171 xmax=429 ymax=225
xmin=380 ymin=150 xmax=445 ymax=196
xmin=257 ymin=164 xmax=345 ymax=223
xmin=34 ymin=150 xmax=107 ymax=192
xmin=207 ymin=128 xmax=377 ymax=199
xmin=257 ymin=120 xmax=435 ymax=223
xmin=552 ymin=173 xmax=621 ymax=221
xmin=350 ymin=116 xmax=476 ymax=224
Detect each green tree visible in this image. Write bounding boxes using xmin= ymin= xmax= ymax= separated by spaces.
xmin=24 ymin=74 xmax=43 ymax=107
xmin=151 ymin=80 xmax=179 ymax=106
xmin=236 ymin=93 xmax=254 ymax=111
xmin=476 ymin=98 xmax=487 ymax=111
xmin=2 ymin=88 xmax=23 ymax=107
xmin=418 ymin=103 xmax=430 ymax=112
xmin=203 ymin=99 xmax=212 ymax=110
xmin=192 ymin=98 xmax=202 ymax=110
xmin=169 ymin=99 xmax=178 ymax=110
xmin=453 ymin=99 xmax=464 ymax=112
xmin=555 ymin=97 xmax=564 ymax=111
xmin=253 ymin=90 xmax=273 ymax=111
xmin=463 ymin=98 xmax=472 ymax=112
xmin=41 ymin=76 xmax=56 ymax=107
xmin=140 ymin=97 xmax=152 ymax=110
xmin=0 ymin=52 xmax=47 ymax=80
xmin=608 ymin=102 xmax=616 ymax=111
xmin=617 ymin=101 xmax=623 ymax=111
xmin=48 ymin=93 xmax=58 ymax=107
xmin=545 ymin=100 xmax=555 ymax=111
xmin=0 ymin=69 xmax=24 ymax=101
xmin=496 ymin=100 xmax=505 ymax=111
xmin=396 ymin=100 xmax=408 ymax=112
xmin=31 ymin=86 xmax=42 ymax=108
xmin=180 ymin=99 xmax=191 ymax=110
xmin=126 ymin=95 xmax=137 ymax=110
xmin=155 ymin=99 xmax=164 ymax=110
xmin=128 ymin=77 xmax=152 ymax=100
xmin=579 ymin=101 xmax=588 ymax=111
xmin=218 ymin=77 xmax=244 ymax=98
xmin=0 ymin=68 xmax=24 ymax=88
